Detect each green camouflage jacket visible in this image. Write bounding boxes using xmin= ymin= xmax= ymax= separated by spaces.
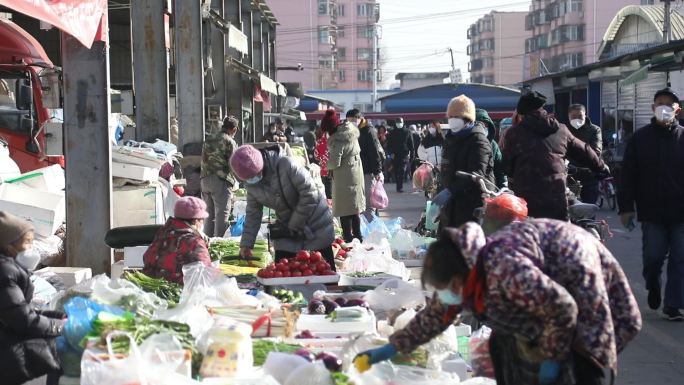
xmin=201 ymin=131 xmax=237 ymax=185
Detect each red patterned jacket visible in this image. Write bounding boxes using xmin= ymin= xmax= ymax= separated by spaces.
xmin=143 ymin=218 xmax=211 ymax=284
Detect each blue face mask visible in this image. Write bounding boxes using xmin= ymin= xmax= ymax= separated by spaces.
xmin=436 ymin=288 xmax=463 ymax=306
xmin=245 ymin=175 xmax=262 ymax=185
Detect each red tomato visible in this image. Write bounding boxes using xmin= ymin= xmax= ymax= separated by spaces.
xmin=280 ymin=258 xmax=289 ymax=265
xmin=302 ymin=269 xmax=314 ymax=276
xmin=323 ymin=270 xmax=336 ymax=276
xmin=268 ymin=263 xmax=276 ymax=270
xmin=316 ymin=262 xmax=328 ymax=273
xmin=308 ymin=263 xmax=319 ymax=272
xmin=262 ymin=270 xmax=274 ymax=279
xmin=277 ymin=263 xmax=289 ymax=272
xmin=282 ymin=270 xmax=292 ymax=278
xmin=309 ymin=252 xmax=322 ymax=263
xmin=296 ymin=250 xmax=310 ymax=261
xmin=274 ymin=271 xmax=284 ymax=278
xmin=257 ymin=269 xmax=265 ymax=278
xmin=290 ymin=261 xmax=302 ymax=271
xmin=291 ymin=271 xmax=303 ymax=277
xmin=335 ymin=238 xmax=345 ymax=245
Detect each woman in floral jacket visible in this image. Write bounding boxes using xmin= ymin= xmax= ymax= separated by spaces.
xmin=355 ymin=219 xmax=641 ymax=385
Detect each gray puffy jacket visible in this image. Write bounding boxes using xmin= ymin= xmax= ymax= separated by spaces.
xmin=240 ymin=147 xmax=335 ymax=253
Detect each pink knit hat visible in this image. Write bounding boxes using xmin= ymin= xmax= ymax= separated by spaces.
xmin=174 ymin=196 xmax=209 ymax=220
xmin=230 ymin=145 xmax=264 ymax=180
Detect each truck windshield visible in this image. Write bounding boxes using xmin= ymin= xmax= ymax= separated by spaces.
xmin=0 ymin=72 xmax=31 ymax=135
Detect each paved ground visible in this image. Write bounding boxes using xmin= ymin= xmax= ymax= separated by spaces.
xmin=379 ymin=182 xmax=684 ymax=384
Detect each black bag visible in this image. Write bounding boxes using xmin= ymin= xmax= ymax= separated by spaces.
xmin=268 ymin=222 xmax=295 ymax=240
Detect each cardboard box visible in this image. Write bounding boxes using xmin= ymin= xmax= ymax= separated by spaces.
xmin=35 ymin=266 xmax=92 ymax=288
xmin=11 ymin=164 xmax=65 ymax=192
xmin=112 ymin=162 xmax=159 ymax=182
xmin=0 ymin=183 xmax=65 ymax=237
xmin=113 ymin=185 xmax=165 ymax=227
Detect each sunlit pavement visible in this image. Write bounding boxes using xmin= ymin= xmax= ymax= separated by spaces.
xmin=379 ymin=184 xmax=684 ymax=384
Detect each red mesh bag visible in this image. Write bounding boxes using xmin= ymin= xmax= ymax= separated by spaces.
xmin=484 ymin=194 xmax=528 ymax=223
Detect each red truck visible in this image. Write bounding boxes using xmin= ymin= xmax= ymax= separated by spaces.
xmin=0 ymin=17 xmax=64 ymax=173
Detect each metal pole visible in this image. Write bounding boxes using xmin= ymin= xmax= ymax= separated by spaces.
xmin=663 ymin=0 xmax=672 ymax=44
xmin=225 ymin=0 xmax=244 ymax=143
xmin=372 ymin=23 xmax=378 ymax=112
xmin=61 ymin=31 xmax=113 ymax=274
xmin=131 ymin=0 xmax=170 ymax=142
xmin=174 ymin=0 xmax=206 ymax=149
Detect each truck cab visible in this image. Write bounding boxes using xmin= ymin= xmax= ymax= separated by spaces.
xmin=0 ymin=18 xmax=63 ymax=173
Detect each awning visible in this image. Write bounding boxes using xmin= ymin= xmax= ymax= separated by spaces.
xmin=259 ymin=74 xmax=278 ymax=95
xmin=228 ymin=24 xmax=249 ymax=55
xmin=1 ymin=0 xmax=107 ymax=48
xmin=277 ymin=82 xmax=287 ymax=97
xmin=620 ymin=64 xmax=650 ymax=89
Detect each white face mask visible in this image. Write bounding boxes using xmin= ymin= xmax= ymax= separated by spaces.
xmin=428 ymin=127 xmax=437 ymax=135
xmin=16 ymin=247 xmax=41 ymax=271
xmin=396 ymin=123 xmax=404 ymax=129
xmin=448 ymin=118 xmax=466 ymax=132
xmin=349 ymin=119 xmax=359 ymax=126
xmin=570 ymin=118 xmax=585 ymax=129
xmin=655 ymin=105 xmax=676 ymax=123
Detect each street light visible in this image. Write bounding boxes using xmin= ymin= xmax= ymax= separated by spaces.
xmin=276 ymin=63 xmax=304 ymax=71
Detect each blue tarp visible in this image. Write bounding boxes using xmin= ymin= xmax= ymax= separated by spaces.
xmin=381 ymin=83 xmax=520 ymax=113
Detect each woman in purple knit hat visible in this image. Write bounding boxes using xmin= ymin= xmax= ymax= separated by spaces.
xmin=230 ymin=144 xmax=336 ymax=268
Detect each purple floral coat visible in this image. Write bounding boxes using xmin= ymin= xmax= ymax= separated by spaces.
xmin=390 ymin=219 xmax=642 ymax=373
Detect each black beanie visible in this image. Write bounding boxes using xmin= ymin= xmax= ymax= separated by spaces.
xmin=516 ymin=91 xmax=547 ymax=115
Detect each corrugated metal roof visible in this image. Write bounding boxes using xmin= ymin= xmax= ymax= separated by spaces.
xmin=599 ymin=5 xmax=684 ymax=57
xmin=378 ymin=83 xmax=520 ymax=113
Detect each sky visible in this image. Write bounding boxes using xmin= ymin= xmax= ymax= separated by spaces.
xmin=379 ymin=0 xmax=530 ymax=87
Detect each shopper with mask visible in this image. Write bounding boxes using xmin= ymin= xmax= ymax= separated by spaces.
xmin=435 ymin=95 xmax=493 ymax=228
xmin=262 ymin=122 xmax=287 ymax=143
xmin=419 ymin=120 xmax=444 ymax=167
xmin=386 ymin=117 xmax=415 ymax=192
xmin=502 ymin=91 xmax=607 ymax=220
xmin=618 ymin=87 xmax=684 ymax=321
xmin=0 ymin=211 xmax=65 ymax=385
xmin=354 ymin=220 xmax=642 ymax=385
xmin=356 ymin=112 xmax=384 ymax=221
xmin=201 ymin=115 xmax=239 ymax=237
xmin=231 ymin=145 xmax=336 ymax=267
xmin=143 ymin=197 xmax=212 ymax=284
xmin=567 ymin=104 xmax=603 ymax=204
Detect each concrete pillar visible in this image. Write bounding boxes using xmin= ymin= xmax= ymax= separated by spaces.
xmin=226 ymin=0 xmax=245 ymax=143
xmin=174 ymin=0 xmax=205 ymax=149
xmin=241 ymin=0 xmax=256 ymax=142
xmin=252 ymin=10 xmax=263 ymax=137
xmin=205 ymin=0 xmax=226 ymax=135
xmin=131 ymin=0 xmax=170 ymax=142
xmin=61 ymin=32 xmax=113 ymax=274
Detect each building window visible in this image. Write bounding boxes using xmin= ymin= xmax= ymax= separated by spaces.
xmin=318 ymin=0 xmax=329 ymax=15
xmin=570 ymin=0 xmax=582 ymax=13
xmin=338 ymin=70 xmax=346 ymax=82
xmin=478 ymin=18 xmax=493 ymax=33
xmin=318 ymin=26 xmax=330 ymax=44
xmin=357 ymin=48 xmax=373 ymax=60
xmin=482 ymin=57 xmax=494 ymax=68
xmin=337 ymin=26 xmax=345 ymax=38
xmin=337 ymin=47 xmax=346 ymax=58
xmin=357 ymin=3 xmax=372 ymax=16
xmin=357 ymin=69 xmax=372 ymax=82
xmin=482 ymin=75 xmax=495 ymax=84
xmin=480 ymin=39 xmax=494 ymax=51
xmin=525 ymin=37 xmax=537 ymax=53
xmin=641 ymin=0 xmax=656 ymax=4
xmin=319 ymin=55 xmax=333 ymax=69
xmin=536 ymin=33 xmax=549 ymax=49
xmin=357 ymin=25 xmax=373 ymax=39
xmin=337 ymin=4 xmax=345 ymax=16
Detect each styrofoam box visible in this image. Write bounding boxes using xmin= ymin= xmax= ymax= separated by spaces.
xmin=113 ymin=185 xmax=165 ymax=227
xmin=338 ymin=272 xmax=405 ymax=287
xmin=296 ymin=311 xmax=376 ymax=335
xmin=35 ymin=267 xmax=92 ymax=288
xmin=112 ymin=161 xmax=159 ymax=182
xmin=123 ymin=246 xmax=148 ymax=267
xmin=256 ymin=274 xmax=340 ymax=286
xmin=16 ymin=164 xmax=65 ymax=192
xmin=0 ymin=183 xmax=65 ymax=237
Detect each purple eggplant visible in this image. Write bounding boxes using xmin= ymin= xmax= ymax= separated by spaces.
xmin=344 ymin=299 xmax=369 ymax=308
xmin=294 ymin=348 xmax=315 ymax=362
xmin=322 ymin=299 xmax=339 ymax=314
xmin=308 ymin=300 xmax=326 ymax=315
xmin=333 ymin=297 xmax=347 ymax=307
xmin=316 ymin=352 xmax=343 ymax=372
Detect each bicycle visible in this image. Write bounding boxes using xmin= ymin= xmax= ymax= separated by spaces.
xmin=597 ymin=175 xmax=617 ymax=210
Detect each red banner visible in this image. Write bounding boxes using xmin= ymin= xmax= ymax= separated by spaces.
xmin=0 ymin=0 xmax=107 ymax=48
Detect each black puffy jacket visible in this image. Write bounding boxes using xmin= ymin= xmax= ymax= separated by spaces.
xmin=358 ymin=123 xmax=383 ymax=175
xmin=387 ymin=126 xmax=415 ymax=159
xmin=440 ymin=123 xmax=494 ymax=228
xmin=502 ymin=110 xmax=604 ymax=220
xmin=618 ymin=118 xmax=684 ymax=223
xmin=0 ymin=255 xmax=63 ymax=384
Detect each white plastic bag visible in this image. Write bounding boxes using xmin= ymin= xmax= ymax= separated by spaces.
xmin=352 ymin=362 xmax=457 ymax=385
xmin=263 ymin=352 xmax=309 ymax=384
xmin=284 ymin=362 xmax=334 ymax=385
xmin=363 ymin=279 xmax=426 ymax=314
xmin=81 ymin=332 xmax=146 ymax=385
xmin=345 ymin=240 xmax=409 ymax=280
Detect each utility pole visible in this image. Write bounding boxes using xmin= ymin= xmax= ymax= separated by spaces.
xmin=448 ymin=48 xmax=458 ymax=84
xmin=372 ymin=23 xmax=378 ymax=112
xmin=662 ymin=0 xmax=672 ymax=43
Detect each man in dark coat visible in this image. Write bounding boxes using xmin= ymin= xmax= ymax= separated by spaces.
xmin=502 ymin=91 xmax=607 ymax=221
xmin=355 ymin=112 xmax=384 ymax=220
xmin=476 ymin=108 xmax=507 ymax=188
xmin=568 ymin=104 xmax=603 ymax=204
xmin=618 ymin=87 xmax=684 ymax=321
xmin=438 ymin=95 xmax=494 ymax=228
xmin=386 ymin=117 xmax=415 ymax=193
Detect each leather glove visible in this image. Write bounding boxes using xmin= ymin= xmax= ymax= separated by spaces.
xmin=538 ymin=360 xmax=561 ymax=385
xmin=620 ymin=212 xmax=636 ymax=231
xmin=353 ymin=344 xmax=397 ymax=373
xmin=431 ymin=188 xmax=452 ymax=207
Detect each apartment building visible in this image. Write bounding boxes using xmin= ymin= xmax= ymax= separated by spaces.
xmin=467 ymin=11 xmax=529 ymax=86
xmin=523 ymin=0 xmax=645 ymax=80
xmin=269 ymin=0 xmax=379 ymax=91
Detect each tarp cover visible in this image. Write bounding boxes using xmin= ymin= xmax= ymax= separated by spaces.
xmin=1 ymin=0 xmax=107 ymax=48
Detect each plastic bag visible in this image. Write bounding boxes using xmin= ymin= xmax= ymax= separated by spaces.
xmin=80 ymin=332 xmax=145 ymax=385
xmin=344 ymin=240 xmax=409 ymax=281
xmin=360 ymin=214 xmax=370 ymax=239
xmin=263 ymin=352 xmax=309 ymax=384
xmin=91 ymin=274 xmax=168 ymax=318
xmin=390 ymin=229 xmax=419 ymax=259
xmin=284 ymin=362 xmax=334 ymax=385
xmin=363 ymin=279 xmax=426 ymax=315
xmin=370 ymin=179 xmax=389 ymax=209
xmin=425 ymin=201 xmax=440 ymax=231
xmin=469 ymin=326 xmax=494 ymax=378
xmin=384 ymin=217 xmax=404 ymax=237
xmin=352 ymin=362 xmax=457 ymax=385
xmin=412 ymin=164 xmax=434 ymax=191
xmin=231 ymin=215 xmax=246 ymax=237
xmin=63 ymin=297 xmax=125 ymax=351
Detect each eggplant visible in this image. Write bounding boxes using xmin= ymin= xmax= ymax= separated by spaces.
xmin=316 ymin=352 xmax=343 ymax=372
xmin=308 ymin=300 xmax=326 ymax=315
xmin=322 ymin=299 xmax=339 ymax=314
xmin=344 ymin=299 xmax=369 ymax=308
xmin=294 ymin=348 xmax=315 ymax=362
xmin=333 ymin=297 xmax=347 ymax=307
